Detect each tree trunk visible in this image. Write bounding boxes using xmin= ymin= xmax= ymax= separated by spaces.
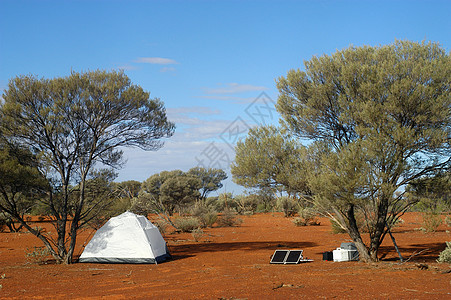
xmin=64 ymin=220 xmax=79 ymax=264
xmin=344 ymin=204 xmax=374 ymax=262
xmin=368 ymin=196 xmax=390 ymax=261
xmin=63 ymin=173 xmax=87 ymax=264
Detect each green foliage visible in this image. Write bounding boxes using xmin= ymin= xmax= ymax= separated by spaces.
xmin=445 ymin=216 xmax=451 ymax=228
xmin=330 ymin=219 xmax=347 ymax=234
xmin=187 ymin=167 xmax=228 ymax=202
xmin=72 ymin=169 xmax=120 ymax=229
xmin=191 ymin=204 xmax=218 ymax=228
xmin=276 ymin=40 xmax=451 ymax=262
xmin=420 ymin=212 xmax=443 ymax=233
xmin=437 ymin=241 xmax=451 ymax=263
xmin=214 ymin=192 xmax=237 ymax=212
xmin=217 ymin=208 xmax=243 ymax=227
xmin=25 ymin=246 xmax=51 ymax=265
xmin=407 ymin=171 xmax=451 ymax=212
xmin=277 ymin=197 xmax=298 ymax=217
xmin=233 ymin=194 xmax=259 ymax=215
xmin=0 ymin=143 xmax=49 ymax=231
xmin=191 ymin=228 xmax=204 ymax=242
xmin=232 ymin=125 xmax=310 ymax=197
xmin=114 ymin=180 xmax=142 ymax=199
xmin=174 ymin=216 xmax=200 ymax=232
xmin=295 ymin=207 xmax=320 ymax=226
xmin=140 ymin=170 xmax=203 ymax=216
xmin=160 ymin=175 xmax=202 ymax=213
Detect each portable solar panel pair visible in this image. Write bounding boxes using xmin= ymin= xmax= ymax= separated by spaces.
xmin=270 ymin=250 xmax=303 ymax=264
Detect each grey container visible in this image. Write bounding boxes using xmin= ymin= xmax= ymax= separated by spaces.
xmin=340 ymin=242 xmax=357 ymax=250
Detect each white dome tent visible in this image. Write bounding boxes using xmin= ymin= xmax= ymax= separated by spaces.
xmin=79 ymin=211 xmax=170 ymax=264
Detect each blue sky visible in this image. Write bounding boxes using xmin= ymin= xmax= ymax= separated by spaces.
xmin=1 ymin=0 xmax=450 ymax=195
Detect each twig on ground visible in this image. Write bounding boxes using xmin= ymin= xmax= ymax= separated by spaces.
xmin=398 ymin=248 xmax=430 ymax=264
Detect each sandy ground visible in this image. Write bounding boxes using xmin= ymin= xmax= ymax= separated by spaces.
xmin=1 ymin=212 xmax=450 ymax=299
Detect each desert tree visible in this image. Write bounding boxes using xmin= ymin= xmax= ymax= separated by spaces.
xmin=0 ymin=70 xmax=175 ymax=263
xmin=0 ymin=141 xmax=49 ymax=232
xmin=277 ymin=40 xmax=450 ymax=261
xmin=187 ymin=167 xmax=228 ymax=203
xmin=406 ymin=170 xmax=451 ymax=212
xmin=137 ymin=170 xmax=202 ymax=216
xmin=231 ymin=125 xmax=311 ymax=199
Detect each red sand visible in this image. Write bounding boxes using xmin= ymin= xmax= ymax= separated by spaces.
xmin=1 ymin=212 xmax=450 ymax=299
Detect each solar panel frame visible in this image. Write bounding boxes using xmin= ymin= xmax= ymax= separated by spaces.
xmin=270 ymin=250 xmax=289 ymax=264
xmin=270 ymin=249 xmax=305 ymax=264
xmin=284 ymin=250 xmax=303 ymax=264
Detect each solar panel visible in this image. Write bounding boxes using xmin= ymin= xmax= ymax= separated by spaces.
xmin=284 ymin=250 xmax=303 ymax=264
xmin=270 ymin=250 xmax=305 ymax=264
xmin=270 ymin=250 xmax=289 ymax=264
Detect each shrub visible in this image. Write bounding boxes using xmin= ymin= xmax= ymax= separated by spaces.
xmin=201 ymin=211 xmax=218 ymax=228
xmin=191 ymin=204 xmax=218 ymax=228
xmin=298 ymin=207 xmax=319 ymax=226
xmin=421 ymin=212 xmax=442 ymax=233
xmin=25 ymin=246 xmax=51 ymax=265
xmin=277 ymin=197 xmax=298 ymax=217
xmin=217 ymin=208 xmax=243 ymax=227
xmin=174 ymin=217 xmax=200 ymax=232
xmin=444 ymin=216 xmax=451 ymax=227
xmin=292 ymin=217 xmax=308 ymax=226
xmin=191 ymin=228 xmax=204 ymax=242
xmin=233 ymin=194 xmax=259 ymax=215
xmin=437 ymin=241 xmax=451 ymax=263
xmin=215 ymin=193 xmax=238 ymax=212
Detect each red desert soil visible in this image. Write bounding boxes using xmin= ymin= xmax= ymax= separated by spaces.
xmin=1 ymin=212 xmax=450 ymax=299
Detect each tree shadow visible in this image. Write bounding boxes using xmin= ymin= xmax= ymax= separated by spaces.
xmin=168 ymin=241 xmax=317 ymax=261
xmin=379 ymin=242 xmax=446 ymax=262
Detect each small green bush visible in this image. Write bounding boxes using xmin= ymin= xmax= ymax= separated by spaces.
xmin=437 ymin=241 xmax=451 ymax=263
xmin=421 ymin=212 xmax=442 ymax=233
xmin=191 ymin=204 xmax=218 ymax=228
xmin=277 ymin=197 xmax=298 ymax=217
xmin=298 ymin=207 xmax=319 ymax=226
xmin=174 ymin=217 xmax=200 ymax=232
xmin=191 ymin=228 xmax=204 ymax=242
xmin=444 ymin=216 xmax=451 ymax=227
xmin=234 ymin=194 xmax=259 ymax=215
xmin=292 ymin=217 xmax=308 ymax=226
xmin=217 ymin=208 xmax=243 ymax=227
xmin=25 ymin=246 xmax=51 ymax=264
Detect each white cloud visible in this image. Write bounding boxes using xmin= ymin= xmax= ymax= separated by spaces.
xmin=203 ymin=83 xmax=268 ymax=95
xmin=117 ymin=64 xmax=138 ymax=71
xmin=167 ymin=106 xmax=220 ymax=117
xmin=134 ymin=57 xmax=178 ymax=65
xmin=166 ymin=106 xmax=243 ymax=141
xmin=199 ymin=95 xmax=259 ymax=104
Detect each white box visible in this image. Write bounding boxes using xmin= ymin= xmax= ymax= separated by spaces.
xmin=333 ymin=248 xmax=359 ymax=262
